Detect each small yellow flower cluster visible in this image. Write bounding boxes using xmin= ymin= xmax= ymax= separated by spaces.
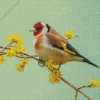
xmin=6 ymin=32 xmax=26 ymax=57
xmin=88 ymin=78 xmax=100 ymax=87
xmin=64 ymin=30 xmax=74 ymax=39
xmin=6 ymin=32 xmax=23 ymax=44
xmin=64 ymin=30 xmax=79 ymax=39
xmin=16 ymin=44 xmax=26 ymax=51
xmin=0 ymin=56 xmax=4 ymax=64
xmin=49 ymin=70 xmax=62 ymax=83
xmin=45 ymin=60 xmax=56 ymax=70
xmin=16 ymin=58 xmax=28 ymax=72
xmin=6 ymin=45 xmax=26 ymax=57
xmin=2 ymin=32 xmax=27 ymax=71
xmin=45 ymin=60 xmax=62 ymax=83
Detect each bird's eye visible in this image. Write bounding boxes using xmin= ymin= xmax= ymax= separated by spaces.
xmin=36 ymin=27 xmax=42 ymax=31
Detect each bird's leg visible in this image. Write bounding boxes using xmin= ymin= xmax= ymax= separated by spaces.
xmin=38 ymin=59 xmax=45 ymax=67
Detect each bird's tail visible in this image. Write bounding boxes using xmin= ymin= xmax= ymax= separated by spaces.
xmin=77 ymin=53 xmax=100 ymax=69
xmin=83 ymin=58 xmax=100 ymax=69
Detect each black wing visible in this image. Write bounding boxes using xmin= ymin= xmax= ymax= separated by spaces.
xmin=52 ymin=43 xmax=85 ymax=58
xmin=66 ymin=43 xmax=85 ymax=58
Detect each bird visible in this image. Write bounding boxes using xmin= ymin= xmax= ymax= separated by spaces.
xmin=29 ymin=22 xmax=100 ymax=69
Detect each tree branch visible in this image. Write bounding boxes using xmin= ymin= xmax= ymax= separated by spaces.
xmin=60 ymin=77 xmax=91 ymax=100
xmin=0 ymin=45 xmax=91 ymax=100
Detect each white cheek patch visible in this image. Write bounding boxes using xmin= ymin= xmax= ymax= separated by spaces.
xmin=41 ymin=26 xmax=48 ymax=34
xmin=41 ymin=22 xmax=48 ymax=34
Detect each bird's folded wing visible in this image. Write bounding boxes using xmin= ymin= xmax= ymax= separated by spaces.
xmin=46 ymin=32 xmax=65 ymax=47
xmin=49 ymin=27 xmax=67 ymax=43
xmin=46 ymin=32 xmax=78 ymax=55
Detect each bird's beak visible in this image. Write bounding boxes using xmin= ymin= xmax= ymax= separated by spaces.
xmin=29 ymin=28 xmax=37 ymax=33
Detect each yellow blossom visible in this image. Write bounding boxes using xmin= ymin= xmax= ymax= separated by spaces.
xmin=64 ymin=30 xmax=73 ymax=39
xmin=10 ymin=47 xmax=17 ymax=55
xmin=88 ymin=78 xmax=100 ymax=87
xmin=6 ymin=46 xmax=21 ymax=57
xmin=49 ymin=74 xmax=59 ymax=83
xmin=6 ymin=32 xmax=23 ymax=44
xmin=52 ymin=70 xmax=62 ymax=78
xmin=45 ymin=60 xmax=56 ymax=70
xmin=6 ymin=49 xmax=15 ymax=57
xmin=16 ymin=63 xmax=25 ymax=72
xmin=49 ymin=70 xmax=62 ymax=83
xmin=10 ymin=47 xmax=15 ymax=51
xmin=16 ymin=58 xmax=28 ymax=72
xmin=7 ymin=44 xmax=26 ymax=56
xmin=16 ymin=44 xmax=26 ymax=51
xmin=45 ymin=60 xmax=62 ymax=83
xmin=15 ymin=48 xmax=20 ymax=54
xmin=13 ymin=45 xmax=26 ymax=54
xmin=0 ymin=56 xmax=5 ymax=64
xmin=21 ymin=58 xmax=28 ymax=65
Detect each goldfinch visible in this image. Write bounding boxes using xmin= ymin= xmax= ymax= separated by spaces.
xmin=30 ymin=22 xmax=99 ymax=69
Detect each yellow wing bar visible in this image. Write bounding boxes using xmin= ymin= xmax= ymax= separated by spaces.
xmin=61 ymin=42 xmax=76 ymax=55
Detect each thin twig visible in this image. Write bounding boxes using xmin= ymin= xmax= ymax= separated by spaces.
xmin=2 ymin=41 xmax=14 ymax=51
xmin=15 ymin=55 xmax=24 ymax=58
xmin=75 ymin=91 xmax=78 ymax=100
xmin=74 ymin=85 xmax=92 ymax=100
xmin=60 ymin=77 xmax=91 ymax=100
xmin=0 ymin=52 xmax=6 ymax=56
xmin=0 ymin=45 xmax=39 ymax=61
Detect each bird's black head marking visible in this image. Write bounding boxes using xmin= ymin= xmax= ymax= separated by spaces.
xmin=46 ymin=24 xmax=50 ymax=32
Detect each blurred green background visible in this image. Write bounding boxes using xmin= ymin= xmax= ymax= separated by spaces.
xmin=0 ymin=0 xmax=100 ymax=100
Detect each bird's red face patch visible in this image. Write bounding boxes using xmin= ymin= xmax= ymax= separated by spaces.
xmin=33 ymin=22 xmax=44 ymax=36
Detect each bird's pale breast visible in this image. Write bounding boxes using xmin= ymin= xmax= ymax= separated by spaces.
xmin=33 ymin=34 xmax=81 ymax=65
